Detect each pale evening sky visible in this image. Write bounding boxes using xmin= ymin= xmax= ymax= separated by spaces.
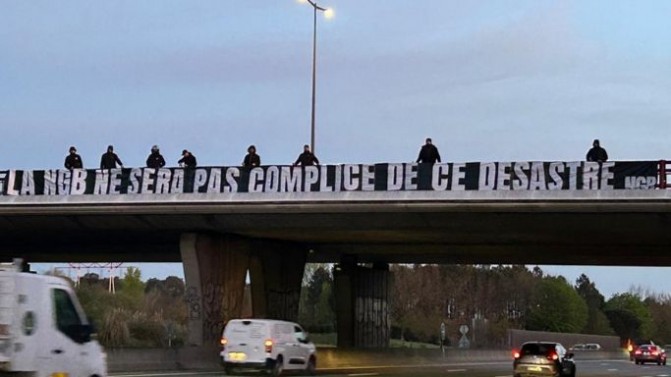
xmin=2 ymin=1 xmax=671 ymax=298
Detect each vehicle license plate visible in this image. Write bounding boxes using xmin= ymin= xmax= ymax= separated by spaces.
xmin=528 ymin=366 xmax=542 ymax=372
xmin=229 ymin=352 xmax=247 ymax=362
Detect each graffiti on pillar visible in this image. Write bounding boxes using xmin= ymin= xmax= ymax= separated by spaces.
xmin=355 ymin=297 xmax=389 ymax=325
xmin=202 ymin=282 xmax=225 ymax=341
xmin=221 ymin=289 xmax=244 ymax=325
xmin=355 ymin=296 xmax=390 ymax=347
xmin=267 ymin=288 xmax=301 ymax=321
xmin=353 ymin=268 xmax=391 ymax=348
xmin=184 ymin=286 xmax=202 ymax=320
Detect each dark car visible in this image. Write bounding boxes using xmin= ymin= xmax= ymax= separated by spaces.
xmin=633 ymin=344 xmax=666 ymax=365
xmin=513 ymin=341 xmax=576 ymax=377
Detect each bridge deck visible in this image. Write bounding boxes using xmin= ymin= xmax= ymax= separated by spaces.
xmin=1 ymin=190 xmax=670 ymax=265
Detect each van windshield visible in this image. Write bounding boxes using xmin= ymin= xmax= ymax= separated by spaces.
xmin=225 ymin=321 xmax=266 ymax=341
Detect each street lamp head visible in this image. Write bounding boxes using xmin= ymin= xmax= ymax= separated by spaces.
xmin=324 ymin=8 xmax=334 ymax=19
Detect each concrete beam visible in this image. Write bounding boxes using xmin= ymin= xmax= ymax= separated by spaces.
xmin=310 ymin=243 xmax=671 ymax=266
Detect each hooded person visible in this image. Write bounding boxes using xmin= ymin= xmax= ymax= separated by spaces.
xmin=586 ymin=139 xmax=608 ymax=162
xmin=146 ymin=145 xmax=166 ymax=169
xmin=100 ymin=145 xmax=124 ymax=169
xmin=243 ymin=145 xmax=261 ymax=168
xmin=64 ymin=146 xmax=83 ymax=169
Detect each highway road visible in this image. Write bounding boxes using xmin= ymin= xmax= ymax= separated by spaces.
xmin=111 ymin=359 xmax=671 ymax=377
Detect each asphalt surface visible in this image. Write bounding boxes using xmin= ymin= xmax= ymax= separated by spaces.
xmin=111 ymin=359 xmax=671 ymax=377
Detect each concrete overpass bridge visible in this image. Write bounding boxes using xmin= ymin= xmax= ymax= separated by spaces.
xmin=0 ymin=161 xmax=669 ymax=348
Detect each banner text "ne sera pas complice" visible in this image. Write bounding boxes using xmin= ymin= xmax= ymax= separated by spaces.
xmin=0 ymin=161 xmax=659 ymax=196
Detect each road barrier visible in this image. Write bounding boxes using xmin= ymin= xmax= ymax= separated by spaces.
xmin=106 ymin=347 xmax=629 ymax=372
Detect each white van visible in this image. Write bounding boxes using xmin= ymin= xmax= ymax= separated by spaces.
xmin=0 ymin=260 xmax=107 ymax=377
xmin=220 ymin=319 xmax=316 ymax=376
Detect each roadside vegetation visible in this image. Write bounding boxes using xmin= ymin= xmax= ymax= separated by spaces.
xmin=71 ymin=268 xmax=188 ymax=348
xmin=60 ymin=264 xmax=671 ymax=349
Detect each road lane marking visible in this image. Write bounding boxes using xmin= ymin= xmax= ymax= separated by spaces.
xmin=111 ymin=373 xmax=222 ymax=377
xmin=446 ymin=369 xmax=466 ymax=373
xmin=607 ymin=368 xmax=618 ymax=371
xmin=111 ymin=358 xmax=632 ymax=377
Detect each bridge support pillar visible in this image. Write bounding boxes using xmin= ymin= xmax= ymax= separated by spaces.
xmin=335 ymin=258 xmax=392 ymax=348
xmin=249 ymin=242 xmax=306 ymax=321
xmin=181 ymin=233 xmax=251 ymax=346
xmin=181 ymin=234 xmax=307 ymax=346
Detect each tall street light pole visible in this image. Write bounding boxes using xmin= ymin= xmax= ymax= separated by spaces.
xmin=299 ymin=0 xmax=333 ymax=155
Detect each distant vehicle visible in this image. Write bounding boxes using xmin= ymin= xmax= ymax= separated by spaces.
xmin=220 ymin=319 xmax=317 ymax=376
xmin=0 ymin=259 xmax=107 ymax=377
xmin=570 ymin=343 xmax=601 ymax=351
xmin=569 ymin=343 xmax=585 ymax=351
xmin=633 ymin=344 xmax=667 ymax=365
xmin=513 ymin=341 xmax=576 ymax=377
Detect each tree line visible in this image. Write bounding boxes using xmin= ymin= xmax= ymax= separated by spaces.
xmin=62 ymin=264 xmax=671 ymax=348
xmin=389 ymin=264 xmax=671 ymax=347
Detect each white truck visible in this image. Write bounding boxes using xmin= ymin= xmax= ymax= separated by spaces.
xmin=0 ymin=259 xmax=107 ymax=377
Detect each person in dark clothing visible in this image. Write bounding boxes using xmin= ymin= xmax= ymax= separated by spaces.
xmin=586 ymin=139 xmax=608 ymax=162
xmin=178 ymin=149 xmax=197 ymax=168
xmin=64 ymin=146 xmax=83 ymax=169
xmin=243 ymin=145 xmax=261 ymax=168
xmin=416 ymin=138 xmax=441 ymax=164
xmin=293 ymin=145 xmax=319 ymax=166
xmin=100 ymin=145 xmax=124 ymax=169
xmin=146 ymin=145 xmax=166 ymax=169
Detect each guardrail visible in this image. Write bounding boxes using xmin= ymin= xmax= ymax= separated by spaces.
xmin=106 ymin=346 xmax=630 ymax=372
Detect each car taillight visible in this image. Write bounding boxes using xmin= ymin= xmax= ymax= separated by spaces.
xmin=512 ymin=350 xmax=520 ymax=359
xmin=220 ymin=337 xmax=228 ymax=349
xmin=264 ymin=339 xmax=273 ymax=353
xmin=548 ymin=353 xmax=558 ymax=361
xmin=653 ymin=351 xmax=659 ymax=356
xmin=635 ymin=350 xmax=642 ymax=355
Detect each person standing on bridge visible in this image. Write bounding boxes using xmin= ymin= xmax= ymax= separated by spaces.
xmin=586 ymin=139 xmax=608 ymax=162
xmin=64 ymin=146 xmax=83 ymax=169
xmin=100 ymin=145 xmax=123 ymax=169
xmin=178 ymin=149 xmax=197 ymax=168
xmin=416 ymin=138 xmax=441 ymax=164
xmin=243 ymin=145 xmax=261 ymax=168
xmin=146 ymin=145 xmax=166 ymax=169
xmin=293 ymin=144 xmax=319 ymax=166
